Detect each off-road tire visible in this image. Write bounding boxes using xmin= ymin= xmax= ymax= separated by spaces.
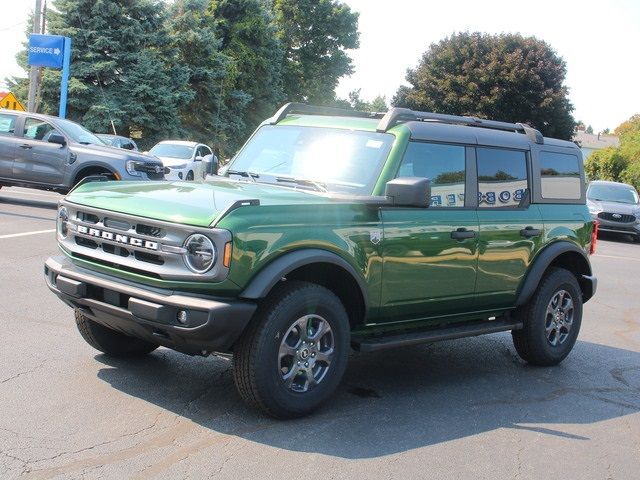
xmin=74 ymin=309 xmax=158 ymax=357
xmin=512 ymin=267 xmax=583 ymax=366
xmin=232 ymin=281 xmax=350 ymax=419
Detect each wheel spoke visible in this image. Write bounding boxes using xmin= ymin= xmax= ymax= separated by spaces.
xmin=310 ymin=319 xmax=330 ymax=342
xmin=562 ymin=298 xmax=574 ymax=316
xmin=315 ymin=348 xmax=333 ymax=365
xmin=283 ymin=364 xmax=300 ymax=388
xmin=278 ymin=344 xmax=297 ymax=361
xmin=305 ymin=368 xmax=317 ymax=389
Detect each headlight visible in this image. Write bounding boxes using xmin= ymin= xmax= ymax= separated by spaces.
xmin=125 ymin=160 xmax=141 ymax=176
xmin=169 ymin=163 xmax=188 ymax=170
xmin=183 ymin=234 xmax=216 ymax=273
xmin=588 ymin=204 xmax=601 ymax=215
xmin=57 ymin=207 xmax=69 ymax=240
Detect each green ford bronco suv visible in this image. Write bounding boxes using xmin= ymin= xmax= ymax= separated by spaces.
xmin=45 ymin=103 xmax=597 ymax=418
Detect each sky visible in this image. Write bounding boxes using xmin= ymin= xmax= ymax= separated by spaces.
xmin=2 ymin=0 xmax=638 ymax=132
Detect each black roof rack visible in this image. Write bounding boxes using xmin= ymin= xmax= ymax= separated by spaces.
xmin=376 ymin=107 xmax=544 ymax=144
xmin=269 ymin=102 xmax=385 ymax=125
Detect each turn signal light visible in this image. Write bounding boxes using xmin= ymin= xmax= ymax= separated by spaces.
xmin=223 ymin=242 xmax=232 ymax=268
xmin=589 ymin=220 xmax=599 ymax=255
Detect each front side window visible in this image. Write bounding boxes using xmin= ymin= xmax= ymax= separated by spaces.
xmin=540 ymin=151 xmax=581 ymax=200
xmin=24 ymin=118 xmax=57 ymax=141
xmin=397 ymin=142 xmax=466 ymax=207
xmin=228 ymin=125 xmax=394 ymax=194
xmin=0 ymin=113 xmax=17 ymax=136
xmin=477 ymin=147 xmax=528 ymax=207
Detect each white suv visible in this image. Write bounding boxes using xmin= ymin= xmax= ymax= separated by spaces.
xmin=149 ymin=140 xmax=212 ymax=181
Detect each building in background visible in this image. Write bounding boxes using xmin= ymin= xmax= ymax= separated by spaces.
xmin=573 ymin=127 xmax=620 ymax=161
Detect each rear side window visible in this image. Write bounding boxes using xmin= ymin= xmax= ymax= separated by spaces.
xmin=397 ymin=142 xmax=465 ymax=207
xmin=477 ymin=148 xmax=528 ymax=207
xmin=0 ymin=113 xmax=17 ymax=136
xmin=540 ymin=151 xmax=581 ymax=200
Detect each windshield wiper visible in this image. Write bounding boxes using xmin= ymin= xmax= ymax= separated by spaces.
xmin=276 ymin=176 xmax=327 ymax=192
xmin=227 ymin=170 xmax=259 ymax=182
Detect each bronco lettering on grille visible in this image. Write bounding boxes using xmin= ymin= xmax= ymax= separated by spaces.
xmin=76 ymin=225 xmax=159 ymax=251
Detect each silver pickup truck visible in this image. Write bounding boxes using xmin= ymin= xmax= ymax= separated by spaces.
xmin=0 ymin=111 xmax=164 ymax=193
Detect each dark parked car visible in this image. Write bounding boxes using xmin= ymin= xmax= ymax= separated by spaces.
xmin=0 ymin=111 xmax=164 ymax=193
xmin=587 ymin=180 xmax=640 ymax=242
xmin=95 ymin=134 xmax=139 ymax=151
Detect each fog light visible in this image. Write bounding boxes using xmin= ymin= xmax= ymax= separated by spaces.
xmin=177 ymin=310 xmax=188 ymax=324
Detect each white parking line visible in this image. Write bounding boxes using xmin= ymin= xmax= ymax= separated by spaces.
xmin=0 ymin=189 xmax=61 ymax=199
xmin=595 ymin=254 xmax=640 ymax=262
xmin=0 ymin=229 xmax=56 ymax=239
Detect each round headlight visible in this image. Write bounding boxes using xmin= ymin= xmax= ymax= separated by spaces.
xmin=183 ymin=234 xmax=216 ymax=273
xmin=57 ymin=207 xmax=69 ymax=240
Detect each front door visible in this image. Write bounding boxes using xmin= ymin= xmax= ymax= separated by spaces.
xmin=379 ymin=141 xmax=479 ymax=323
xmin=474 ymin=147 xmax=544 ymax=309
xmin=13 ymin=117 xmax=68 ymax=185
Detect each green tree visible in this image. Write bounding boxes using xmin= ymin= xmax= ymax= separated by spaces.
xmin=10 ymin=0 xmax=193 ymax=148
xmin=393 ymin=32 xmax=576 ymax=140
xmin=210 ymin=0 xmax=285 ymax=153
xmin=584 ymin=147 xmax=628 ymax=182
xmin=274 ymin=0 xmax=359 ymax=104
xmin=586 ymin=125 xmax=594 ymax=134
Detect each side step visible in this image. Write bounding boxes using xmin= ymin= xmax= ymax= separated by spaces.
xmin=352 ymin=318 xmax=522 ymax=352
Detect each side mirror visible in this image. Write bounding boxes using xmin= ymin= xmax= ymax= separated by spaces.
xmin=385 ymin=177 xmax=431 ymax=207
xmin=194 ymin=155 xmax=203 ymax=161
xmin=48 ymin=133 xmax=66 ymax=146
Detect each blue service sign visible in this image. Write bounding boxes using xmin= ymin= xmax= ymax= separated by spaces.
xmin=28 ymin=34 xmax=66 ymax=69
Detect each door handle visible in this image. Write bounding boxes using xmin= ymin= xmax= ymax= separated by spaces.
xmin=19 ymin=144 xmax=32 ymax=149
xmin=520 ymin=226 xmax=541 ymax=238
xmin=450 ymin=228 xmax=477 ymax=240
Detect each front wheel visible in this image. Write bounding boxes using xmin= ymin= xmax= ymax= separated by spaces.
xmin=186 ymin=170 xmax=194 ymax=181
xmin=232 ymin=281 xmax=350 ymax=418
xmin=512 ymin=268 xmax=583 ymax=366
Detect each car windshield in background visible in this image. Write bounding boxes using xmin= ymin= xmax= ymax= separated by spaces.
xmin=227 ymin=125 xmax=395 ymax=194
xmin=149 ymin=144 xmax=194 ymax=159
xmin=588 ymin=184 xmax=639 ymax=204
xmin=56 ymin=119 xmax=104 ymax=146
xmin=96 ymin=135 xmax=117 ymax=146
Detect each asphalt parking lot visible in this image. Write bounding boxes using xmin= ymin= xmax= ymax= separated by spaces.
xmin=1 ymin=186 xmax=639 ymax=480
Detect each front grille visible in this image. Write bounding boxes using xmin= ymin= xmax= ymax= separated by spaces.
xmin=58 ymin=201 xmax=231 ymax=282
xmin=598 ymin=212 xmax=636 ymax=223
xmin=134 ymin=162 xmax=165 ymax=179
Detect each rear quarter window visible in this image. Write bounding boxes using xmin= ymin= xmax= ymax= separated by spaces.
xmin=540 ymin=151 xmax=581 ymax=200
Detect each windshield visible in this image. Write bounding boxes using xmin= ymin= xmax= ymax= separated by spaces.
xmin=588 ymin=183 xmax=639 ymax=204
xmin=149 ymin=144 xmax=194 ymax=159
xmin=226 ymin=125 xmax=395 ymax=194
xmin=96 ymin=134 xmax=117 ymax=146
xmin=57 ymin=119 xmax=104 ymax=145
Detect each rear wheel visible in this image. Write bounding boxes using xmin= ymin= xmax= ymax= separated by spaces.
xmin=74 ymin=309 xmax=158 ymax=357
xmin=232 ymin=281 xmax=350 ymax=418
xmin=512 ymin=268 xmax=583 ymax=366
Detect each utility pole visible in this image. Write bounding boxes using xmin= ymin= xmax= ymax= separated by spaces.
xmin=27 ymin=0 xmax=43 ymax=112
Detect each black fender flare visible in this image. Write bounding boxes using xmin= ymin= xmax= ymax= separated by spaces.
xmin=239 ymin=248 xmax=369 ymax=307
xmin=515 ymin=241 xmax=594 ymax=307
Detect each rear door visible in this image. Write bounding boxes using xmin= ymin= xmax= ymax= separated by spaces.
xmin=474 ymin=147 xmax=544 ymax=309
xmin=13 ymin=117 xmax=68 ymax=185
xmin=0 ymin=112 xmax=20 ymax=178
xmin=380 ymin=141 xmax=479 ymax=323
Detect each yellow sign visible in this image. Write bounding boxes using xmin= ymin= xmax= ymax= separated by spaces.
xmin=0 ymin=92 xmax=26 ymax=111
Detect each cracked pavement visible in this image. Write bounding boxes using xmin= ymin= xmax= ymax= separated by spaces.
xmin=1 ymin=187 xmax=639 ymax=479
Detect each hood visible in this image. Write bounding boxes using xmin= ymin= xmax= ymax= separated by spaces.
xmin=154 ymin=156 xmax=192 ymax=167
xmin=65 ymin=178 xmax=333 ymax=227
xmin=588 ymin=199 xmax=640 ymax=215
xmin=71 ymin=143 xmax=158 ymax=163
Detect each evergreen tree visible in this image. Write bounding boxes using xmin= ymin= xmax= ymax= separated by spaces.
xmin=274 ymin=0 xmax=359 ymax=104
xmin=394 ymin=32 xmax=576 ymax=140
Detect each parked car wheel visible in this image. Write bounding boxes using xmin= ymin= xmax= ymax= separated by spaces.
xmin=512 ymin=268 xmax=583 ymax=366
xmin=74 ymin=309 xmax=158 ymax=357
xmin=232 ymin=281 xmax=350 ymax=418
xmin=186 ymin=170 xmax=194 ymax=181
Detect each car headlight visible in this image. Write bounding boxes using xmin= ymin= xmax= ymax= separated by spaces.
xmin=183 ymin=234 xmax=216 ymax=273
xmin=126 ymin=160 xmax=141 ymax=176
xmin=57 ymin=206 xmax=69 ymax=240
xmin=588 ymin=204 xmax=601 ymax=215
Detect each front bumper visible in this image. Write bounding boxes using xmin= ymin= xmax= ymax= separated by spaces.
xmin=44 ymin=256 xmax=256 ymax=354
xmin=164 ymin=167 xmax=189 ymax=181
